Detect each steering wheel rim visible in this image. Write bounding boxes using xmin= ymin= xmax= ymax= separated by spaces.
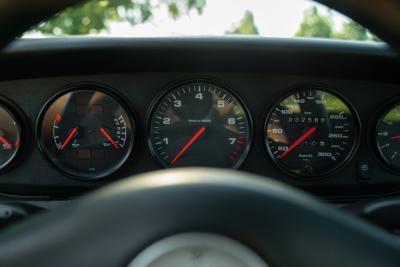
xmin=0 ymin=168 xmax=398 ymax=267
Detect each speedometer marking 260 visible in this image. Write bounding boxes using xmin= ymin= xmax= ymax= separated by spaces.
xmin=265 ymin=88 xmax=359 ymax=178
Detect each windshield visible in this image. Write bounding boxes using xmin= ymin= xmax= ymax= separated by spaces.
xmin=23 ymin=0 xmax=380 ymax=42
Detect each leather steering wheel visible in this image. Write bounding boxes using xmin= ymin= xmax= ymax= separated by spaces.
xmin=0 ymin=168 xmax=399 ymax=266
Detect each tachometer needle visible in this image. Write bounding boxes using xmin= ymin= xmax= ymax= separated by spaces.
xmin=278 ymin=126 xmax=317 ymax=159
xmin=100 ymin=127 xmax=119 ymax=149
xmin=0 ymin=135 xmax=11 ymax=149
xmin=171 ymin=126 xmax=206 ymax=164
xmin=60 ymin=127 xmax=78 ymax=151
xmin=390 ymin=136 xmax=400 ymax=140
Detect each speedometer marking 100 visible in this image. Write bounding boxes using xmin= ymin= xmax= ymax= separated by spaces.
xmin=265 ymin=88 xmax=359 ymax=178
xmin=148 ymin=81 xmax=252 ymax=168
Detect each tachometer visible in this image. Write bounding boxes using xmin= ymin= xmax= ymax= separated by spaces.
xmin=38 ymin=87 xmax=135 ymax=180
xmin=265 ymin=88 xmax=359 ymax=178
xmin=148 ymin=81 xmax=252 ymax=168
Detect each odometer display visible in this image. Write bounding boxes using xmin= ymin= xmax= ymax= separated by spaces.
xmin=148 ymin=82 xmax=251 ymax=168
xmin=265 ymin=89 xmax=358 ymax=177
xmin=38 ymin=88 xmax=135 ymax=179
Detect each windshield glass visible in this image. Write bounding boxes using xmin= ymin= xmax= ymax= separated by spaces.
xmin=23 ymin=0 xmax=380 ymax=42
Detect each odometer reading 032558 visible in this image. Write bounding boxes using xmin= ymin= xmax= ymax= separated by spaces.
xmin=148 ymin=82 xmax=252 ymax=168
xmin=265 ymin=88 xmax=359 ymax=178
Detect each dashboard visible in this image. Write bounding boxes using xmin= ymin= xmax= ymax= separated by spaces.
xmin=0 ymin=37 xmax=400 ymax=201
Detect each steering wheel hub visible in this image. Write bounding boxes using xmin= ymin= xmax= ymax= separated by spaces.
xmin=127 ymin=232 xmax=269 ymax=267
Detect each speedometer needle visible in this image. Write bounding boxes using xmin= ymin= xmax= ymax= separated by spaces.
xmin=100 ymin=127 xmax=119 ymax=149
xmin=60 ymin=127 xmax=78 ymax=151
xmin=171 ymin=126 xmax=206 ymax=165
xmin=390 ymin=136 xmax=400 ymax=140
xmin=278 ymin=127 xmax=317 ymax=159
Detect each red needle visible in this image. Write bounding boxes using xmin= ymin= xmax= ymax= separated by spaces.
xmin=278 ymin=127 xmax=317 ymax=159
xmin=171 ymin=126 xmax=206 ymax=164
xmin=390 ymin=136 xmax=400 ymax=140
xmin=100 ymin=127 xmax=119 ymax=149
xmin=60 ymin=127 xmax=78 ymax=151
xmin=0 ymin=135 xmax=11 ymax=149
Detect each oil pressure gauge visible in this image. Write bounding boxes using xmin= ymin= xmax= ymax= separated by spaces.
xmin=38 ymin=87 xmax=135 ymax=180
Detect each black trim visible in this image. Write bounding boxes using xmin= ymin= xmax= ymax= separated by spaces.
xmin=0 ymin=37 xmax=399 ymax=81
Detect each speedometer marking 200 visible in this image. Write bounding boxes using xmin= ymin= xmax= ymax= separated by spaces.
xmin=265 ymin=88 xmax=359 ymax=178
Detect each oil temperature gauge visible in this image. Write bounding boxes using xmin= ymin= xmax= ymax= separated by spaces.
xmin=38 ymin=87 xmax=135 ymax=180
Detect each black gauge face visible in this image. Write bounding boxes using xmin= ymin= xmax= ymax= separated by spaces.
xmin=148 ymin=82 xmax=251 ymax=168
xmin=0 ymin=105 xmax=21 ymax=170
xmin=265 ymin=89 xmax=358 ymax=178
xmin=376 ymin=103 xmax=400 ymax=172
xmin=38 ymin=89 xmax=134 ymax=179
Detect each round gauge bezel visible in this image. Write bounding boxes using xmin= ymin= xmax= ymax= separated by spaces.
xmin=36 ymin=83 xmax=136 ymax=181
xmin=146 ymin=77 xmax=253 ymax=169
xmin=0 ymin=96 xmax=29 ymax=174
xmin=263 ymin=84 xmax=361 ymax=180
xmin=374 ymin=99 xmax=400 ymax=174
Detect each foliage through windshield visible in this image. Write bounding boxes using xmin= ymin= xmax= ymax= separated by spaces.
xmin=24 ymin=0 xmax=380 ymax=42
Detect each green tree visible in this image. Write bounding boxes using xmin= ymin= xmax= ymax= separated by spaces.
xmin=32 ymin=0 xmax=206 ymax=35
xmin=227 ymin=10 xmax=259 ymax=35
xmin=295 ymin=7 xmax=333 ymax=38
xmin=296 ymin=6 xmax=380 ymax=41
xmin=333 ymin=21 xmax=368 ymax=41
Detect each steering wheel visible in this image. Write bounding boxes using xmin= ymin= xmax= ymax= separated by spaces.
xmin=0 ymin=168 xmax=399 ymax=266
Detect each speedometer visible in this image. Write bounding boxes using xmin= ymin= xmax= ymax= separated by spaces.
xmin=265 ymin=88 xmax=359 ymax=178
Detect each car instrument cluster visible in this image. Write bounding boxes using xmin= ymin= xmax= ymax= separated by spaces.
xmin=0 ymin=78 xmax=399 ymax=184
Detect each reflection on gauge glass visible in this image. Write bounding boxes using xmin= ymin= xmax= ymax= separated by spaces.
xmin=38 ymin=88 xmax=134 ymax=179
xmin=265 ymin=88 xmax=359 ymax=178
xmin=0 ymin=104 xmax=21 ymax=170
xmin=376 ymin=103 xmax=400 ymax=172
xmin=148 ymin=82 xmax=252 ymax=168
